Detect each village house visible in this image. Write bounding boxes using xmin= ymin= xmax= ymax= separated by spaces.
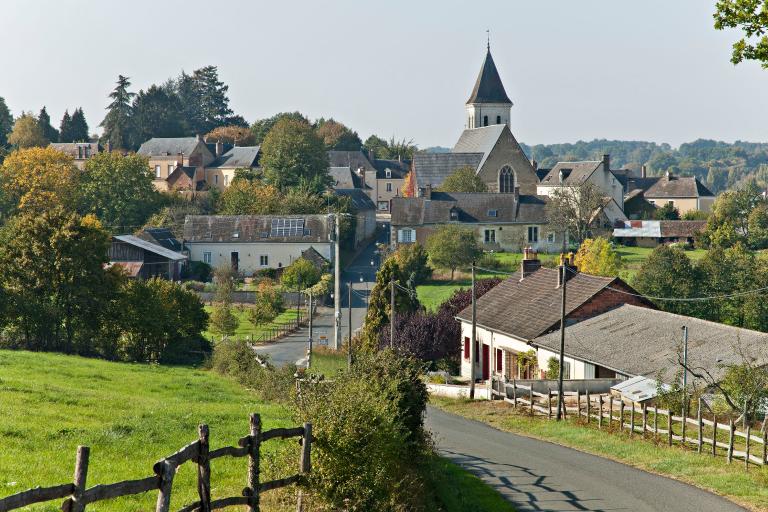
xmin=327 ymin=149 xmax=409 ymax=213
xmin=107 ymin=234 xmax=187 ymax=280
xmin=49 ymin=141 xmax=100 ymax=170
xmin=456 ymin=251 xmax=653 ymax=382
xmin=182 ymin=215 xmax=333 ymax=276
xmin=391 ymin=189 xmax=561 ymax=252
xmin=623 ymin=170 xmax=715 ymax=216
xmin=138 ymin=136 xmax=215 ymax=192
xmin=333 ymin=188 xmax=377 ymax=247
xmin=613 ymin=220 xmax=706 ymax=247
xmin=205 ymin=145 xmax=261 ymax=190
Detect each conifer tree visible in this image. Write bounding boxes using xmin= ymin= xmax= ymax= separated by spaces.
xmin=37 ymin=106 xmax=59 ymax=143
xmin=0 ymin=96 xmax=14 ymax=148
xmin=70 ymin=108 xmax=89 ymax=142
xmin=100 ymin=75 xmax=135 ymax=150
xmin=175 ymin=66 xmax=234 ymax=134
xmin=59 ymin=110 xmax=73 ymax=142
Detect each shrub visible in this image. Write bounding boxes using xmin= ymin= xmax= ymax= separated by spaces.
xmin=545 ymin=357 xmax=560 ymax=379
xmin=182 ymin=261 xmax=212 ymax=282
xmin=182 ymin=280 xmax=207 ymax=292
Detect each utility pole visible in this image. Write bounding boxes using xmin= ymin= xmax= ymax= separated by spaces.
xmin=390 ymin=276 xmax=395 ymax=348
xmin=556 ymin=257 xmax=567 ymax=421
xmin=348 ymin=282 xmax=353 ymax=368
xmin=469 ymin=263 xmax=477 ymax=400
xmin=682 ymin=325 xmax=689 ymax=417
xmin=307 ymin=291 xmax=313 ymax=370
xmin=333 ymin=214 xmax=341 ymax=350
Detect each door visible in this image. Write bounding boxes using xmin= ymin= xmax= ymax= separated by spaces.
xmin=482 ymin=344 xmax=490 ymax=381
xmin=230 ymin=252 xmax=239 ymax=272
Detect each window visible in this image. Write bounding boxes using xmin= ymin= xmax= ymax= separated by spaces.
xmin=487 ymin=209 xmax=497 ymax=217
xmin=168 ymin=164 xmax=174 ymax=175
xmin=203 ymin=252 xmax=212 ymax=264
xmin=377 ymin=201 xmax=389 ymax=211
xmin=385 ymin=169 xmax=392 ymax=178
xmin=260 ymin=255 xmax=268 ymax=266
xmin=649 ymin=200 xmax=656 ymax=205
xmin=85 ymin=146 xmax=91 ymax=158
xmin=214 ymin=175 xmax=218 ymax=184
xmin=78 ymin=146 xmax=83 ymax=159
xmin=464 ymin=337 xmax=470 ymax=359
xmin=547 ymin=232 xmax=555 ymax=243
xmin=668 ymin=200 xmax=674 ymax=206
xmin=386 ymin=182 xmax=392 ymax=192
xmin=562 ymin=360 xmax=572 ymax=379
xmin=154 ymin=165 xmax=161 ymax=179
xmin=450 ymin=208 xmax=459 ymax=221
xmin=496 ymin=115 xmax=501 ymax=124
xmin=484 ymin=229 xmax=496 ymax=243
xmin=483 ymin=115 xmax=488 ymax=127
xmin=499 ymin=166 xmax=515 ymax=193
xmin=271 ymin=218 xmax=305 ymax=237
xmin=527 ymin=226 xmax=539 ymax=243
xmin=496 ymin=348 xmax=503 ymax=372
xmin=398 ymin=228 xmax=415 ymax=243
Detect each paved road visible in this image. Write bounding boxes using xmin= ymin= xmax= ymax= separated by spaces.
xmin=426 ymin=407 xmax=745 ymax=512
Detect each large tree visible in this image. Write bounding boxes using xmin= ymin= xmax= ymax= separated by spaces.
xmin=100 ymin=75 xmax=135 ymax=149
xmin=8 ymin=112 xmax=47 ymax=148
xmin=281 ymin=257 xmax=322 ymax=290
xmin=219 ymin=180 xmax=281 ymax=215
xmin=69 ymin=108 xmax=89 ymax=142
xmin=315 ymin=118 xmax=362 ymax=151
xmin=0 ymin=96 xmax=12 ymax=148
xmin=205 ymin=125 xmax=256 ymax=146
xmin=573 ymin=237 xmax=623 ymax=277
xmin=37 ymin=106 xmax=59 ymax=143
xmin=437 ymin=166 xmax=488 ymax=192
xmin=176 ymin=66 xmax=234 ymax=135
xmin=59 ymin=110 xmax=73 ymax=142
xmin=130 ymin=85 xmax=186 ymax=148
xmin=260 ymin=118 xmax=330 ymax=190
xmin=633 ymin=245 xmax=699 ymax=316
xmin=699 ymin=181 xmax=766 ymax=248
xmin=80 ymin=152 xmax=161 ymax=231
xmin=250 ymin=111 xmax=309 ymax=145
xmin=545 ymin=182 xmax=605 ymax=248
xmin=714 ymin=1 xmax=768 ymax=67
xmin=425 ymin=225 xmax=481 ymax=279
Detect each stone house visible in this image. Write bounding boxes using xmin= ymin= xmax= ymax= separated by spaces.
xmin=390 ymin=189 xmax=562 ymax=252
xmin=327 ymin=150 xmax=409 ymax=213
xmin=49 ymin=142 xmax=100 ymax=170
xmin=625 ymin=171 xmax=715 ymax=216
xmin=138 ymin=136 xmax=215 ymax=192
xmin=205 ymin=146 xmax=261 ymax=190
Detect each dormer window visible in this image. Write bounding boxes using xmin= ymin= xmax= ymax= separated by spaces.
xmin=488 ymin=209 xmax=498 ymax=217
xmin=232 ymin=232 xmax=239 ymax=239
xmin=385 ymin=169 xmax=392 ymax=178
xmin=450 ymin=208 xmax=459 ymax=221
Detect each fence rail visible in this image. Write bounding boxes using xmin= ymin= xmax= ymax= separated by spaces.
xmin=0 ymin=413 xmax=312 ymax=512
xmin=491 ymin=377 xmax=767 ymax=468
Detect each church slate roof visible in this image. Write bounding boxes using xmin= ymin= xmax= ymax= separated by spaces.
xmin=412 ymin=152 xmax=483 ymax=189
xmin=452 ymin=124 xmax=506 ymax=171
xmin=466 ymin=49 xmax=512 ymax=105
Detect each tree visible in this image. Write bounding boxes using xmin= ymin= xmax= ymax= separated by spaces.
xmin=315 ymin=118 xmax=362 ymax=151
xmin=574 ymin=238 xmax=623 ymax=277
xmin=0 ymin=96 xmax=12 ymax=148
xmin=714 ymin=1 xmax=768 ymax=68
xmin=633 ymin=245 xmax=699 ymax=316
xmin=248 ymin=281 xmax=284 ymax=327
xmin=8 ymin=112 xmax=47 ymax=148
xmin=362 ymin=134 xmax=417 ymax=160
xmin=209 ymin=264 xmax=238 ymax=336
xmin=176 ymin=66 xmax=235 ymax=134
xmin=80 ymin=152 xmax=161 ymax=231
xmin=219 ymin=180 xmax=281 ymax=215
xmin=281 ymin=257 xmax=322 ymax=290
xmin=69 ymin=108 xmax=89 ymax=142
xmin=545 ymin=182 xmax=605 ymax=247
xmin=401 ymin=171 xmax=415 ymax=197
xmin=0 ymin=146 xmax=80 ymax=214
xmin=100 ymin=75 xmax=135 ymax=149
xmin=697 ymin=243 xmax=756 ymax=326
xmin=437 ymin=166 xmax=488 ymax=192
xmin=747 ymin=202 xmax=768 ymax=249
xmin=699 ymin=182 xmax=764 ymax=248
xmin=37 ymin=106 xmax=59 ymax=143
xmin=393 ymin=243 xmax=432 ymax=286
xmin=425 ymin=225 xmax=481 ymax=279
xmin=130 ymin=85 xmax=186 ymax=148
xmin=682 ymin=209 xmax=709 ymax=220
xmin=653 ymin=202 xmax=680 ymax=220
xmin=205 ymin=125 xmax=256 ymax=146
xmin=260 ymin=118 xmax=330 ymax=190
xmin=250 ymin=111 xmax=309 ymax=145
xmin=59 ymin=110 xmax=73 ymax=142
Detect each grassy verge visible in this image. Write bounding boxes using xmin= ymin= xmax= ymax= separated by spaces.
xmin=431 ymin=397 xmax=768 ymax=511
xmin=426 ymin=455 xmax=516 ymax=511
xmin=0 ymin=350 xmax=298 ymax=511
xmin=203 ymin=305 xmax=300 ymax=341
xmin=309 ymin=349 xmax=347 ymax=377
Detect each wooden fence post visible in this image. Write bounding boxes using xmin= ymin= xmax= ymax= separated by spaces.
xmin=619 ymin=401 xmax=625 ymax=433
xmin=727 ymin=419 xmax=734 ymax=463
xmin=712 ymin=416 xmax=717 ymax=457
xmin=529 ymin=386 xmax=533 ymax=416
xmin=247 ymin=413 xmax=262 ymax=512
xmin=667 ymin=410 xmax=673 ymax=446
xmin=296 ymin=423 xmax=312 ymax=512
xmin=608 ymin=396 xmax=613 ymax=429
xmin=598 ymin=394 xmax=603 ymax=429
xmin=681 ymin=406 xmax=687 ymax=446
xmin=697 ymin=399 xmax=703 ymax=454
xmin=642 ymin=404 xmax=647 ymax=437
xmin=653 ymin=406 xmax=658 ymax=438
xmin=745 ymin=426 xmax=751 ymax=470
xmin=155 ymin=461 xmax=175 ymax=512
xmin=629 ymin=402 xmax=635 ymax=437
xmin=576 ymin=390 xmax=581 ymax=419
xmin=548 ymin=390 xmax=552 ymax=419
xmin=197 ymin=424 xmax=211 ymax=512
xmin=586 ymin=391 xmax=591 ymax=424
xmin=65 ymin=445 xmax=90 ymax=512
xmin=763 ymin=428 xmax=767 ymax=465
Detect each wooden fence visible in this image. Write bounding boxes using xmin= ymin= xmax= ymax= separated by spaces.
xmin=0 ymin=413 xmax=312 ymax=512
xmin=491 ymin=378 xmax=768 ymax=468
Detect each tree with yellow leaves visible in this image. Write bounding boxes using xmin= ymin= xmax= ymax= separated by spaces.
xmin=574 ymin=237 xmax=623 ymax=277
xmin=8 ymin=112 xmax=47 ymax=149
xmin=401 ymin=171 xmax=415 ymax=197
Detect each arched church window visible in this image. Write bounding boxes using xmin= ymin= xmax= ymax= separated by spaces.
xmin=483 ymin=115 xmax=488 ymax=127
xmin=499 ymin=166 xmax=515 ymax=193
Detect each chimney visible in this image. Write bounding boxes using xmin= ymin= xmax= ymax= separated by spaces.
xmin=215 ymin=141 xmax=224 ymax=157
xmin=368 ymin=148 xmax=375 ymax=162
xmin=641 ymin=164 xmax=647 ymax=178
xmin=531 ymin=159 xmax=538 ymax=171
xmin=424 ymin=183 xmax=432 ymax=200
xmin=196 ymin=134 xmax=204 ymax=142
xmin=520 ymin=246 xmax=541 ymax=279
xmin=665 ymin=170 xmax=673 ymax=180
xmin=557 ymin=252 xmax=578 ymax=287
xmin=513 ymin=184 xmax=520 ymax=201
xmin=602 ymin=154 xmax=610 ymax=172
xmin=357 ymin=166 xmax=366 ymax=188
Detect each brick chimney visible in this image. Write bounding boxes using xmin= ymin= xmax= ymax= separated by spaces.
xmin=520 ymin=246 xmax=541 ymax=280
xmin=215 ymin=141 xmax=224 ymax=157
xmin=368 ymin=149 xmax=375 ymax=162
xmin=641 ymin=164 xmax=647 ymax=178
xmin=557 ymin=252 xmax=578 ymax=287
xmin=602 ymin=154 xmax=610 ymax=172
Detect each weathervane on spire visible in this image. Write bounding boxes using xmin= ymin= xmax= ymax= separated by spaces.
xmin=486 ymin=29 xmax=490 ymax=51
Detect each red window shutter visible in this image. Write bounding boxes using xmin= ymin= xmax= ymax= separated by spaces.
xmin=496 ymin=349 xmax=503 ymax=372
xmin=463 ymin=337 xmax=470 ymax=359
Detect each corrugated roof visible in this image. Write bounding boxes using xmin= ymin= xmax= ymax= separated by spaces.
xmin=412 ymin=152 xmax=483 ymax=189
xmin=137 ymin=228 xmax=183 ymax=252
xmin=137 ymin=137 xmax=204 ymax=157
xmin=466 ymin=49 xmax=512 ymax=105
xmin=183 ymin=215 xmax=331 ymax=244
xmin=209 ymin=146 xmax=260 ymax=169
xmin=533 ymin=304 xmax=768 ymax=383
xmin=113 ymin=235 xmax=187 ymax=261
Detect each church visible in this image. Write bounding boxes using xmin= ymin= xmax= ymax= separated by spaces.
xmin=411 ymin=43 xmax=539 ymax=196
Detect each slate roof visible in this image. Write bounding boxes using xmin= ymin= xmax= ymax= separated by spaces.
xmin=455 ymin=268 xmax=629 ymax=341
xmin=538 ymin=161 xmax=601 ymax=186
xmin=643 ymin=175 xmax=714 ymax=198
xmin=112 ymin=235 xmax=187 ymax=261
xmin=137 ymin=137 xmax=204 ymax=157
xmin=329 ymin=166 xmax=358 ymax=189
xmin=183 ymin=215 xmax=331 ymax=244
xmin=137 ymin=228 xmax=183 ymax=252
xmin=209 ymin=146 xmax=260 ymax=169
xmin=452 ymin=124 xmax=507 ymax=171
xmin=301 ymin=246 xmax=329 ymax=270
xmin=372 ymin=158 xmax=410 ymax=180
xmin=412 ymin=152 xmax=483 ymax=189
xmin=328 ymin=150 xmax=377 ymax=175
xmin=391 ymin=192 xmax=548 ymax=226
xmin=532 ymin=304 xmax=768 ymax=382
xmin=466 ymin=49 xmax=512 ymax=105
xmin=49 ymin=142 xmax=99 ymax=158
xmin=333 ymin=188 xmax=376 ymax=211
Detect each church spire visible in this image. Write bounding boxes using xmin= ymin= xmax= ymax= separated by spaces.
xmin=466 ymin=45 xmax=512 ymax=105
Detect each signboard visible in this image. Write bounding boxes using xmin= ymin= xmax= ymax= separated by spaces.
xmin=318 ymin=335 xmax=328 ymax=346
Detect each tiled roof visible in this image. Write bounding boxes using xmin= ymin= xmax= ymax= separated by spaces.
xmin=49 ymin=142 xmax=99 ymax=158
xmin=137 ymin=137 xmax=204 ymax=157
xmin=455 ymin=268 xmax=623 ymax=341
xmin=412 ymin=152 xmax=483 ymax=189
xmin=391 ymin=192 xmax=547 ymax=226
xmin=452 ymin=124 xmax=506 ymax=170
xmin=183 ymin=215 xmax=331 ymax=244
xmin=466 ymin=49 xmax=512 ymax=105
xmin=209 ymin=146 xmax=260 ymax=169
xmin=533 ymin=304 xmax=768 ymax=382
xmin=538 ymin=161 xmax=601 ymax=186
xmin=333 ymin=188 xmax=376 ymax=211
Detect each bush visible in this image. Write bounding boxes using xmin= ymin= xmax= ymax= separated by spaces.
xmin=182 ymin=261 xmax=212 ymax=282
xmin=182 ymin=280 xmax=207 ymax=292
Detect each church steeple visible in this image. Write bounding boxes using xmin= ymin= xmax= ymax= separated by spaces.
xmin=465 ymin=43 xmax=513 ymax=129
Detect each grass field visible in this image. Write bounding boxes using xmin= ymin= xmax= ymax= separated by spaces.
xmin=203 ymin=306 xmax=300 ymax=342
xmin=0 ymin=351 xmax=298 ymax=511
xmin=432 ymin=397 xmax=768 ymax=511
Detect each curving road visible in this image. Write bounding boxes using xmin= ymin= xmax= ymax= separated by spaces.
xmin=426 ymin=407 xmax=745 ymax=512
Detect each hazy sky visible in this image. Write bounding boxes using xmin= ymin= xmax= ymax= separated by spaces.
xmin=2 ymin=0 xmax=766 ymax=149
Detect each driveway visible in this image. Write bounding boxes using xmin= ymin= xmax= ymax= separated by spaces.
xmin=426 ymin=406 xmax=745 ymax=512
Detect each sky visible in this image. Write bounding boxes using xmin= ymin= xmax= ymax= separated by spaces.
xmin=1 ymin=0 xmax=767 ymax=149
